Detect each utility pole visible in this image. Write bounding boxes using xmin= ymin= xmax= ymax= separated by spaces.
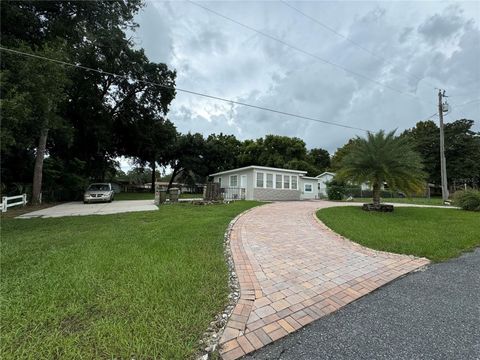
xmin=438 ymin=89 xmax=449 ymax=202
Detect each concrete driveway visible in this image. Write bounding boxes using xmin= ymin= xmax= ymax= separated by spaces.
xmin=16 ymin=200 xmax=157 ymax=219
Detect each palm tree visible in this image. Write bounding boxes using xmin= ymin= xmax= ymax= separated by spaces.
xmin=336 ymin=130 xmax=426 ymax=209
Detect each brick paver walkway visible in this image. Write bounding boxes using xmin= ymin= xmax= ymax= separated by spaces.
xmin=219 ymin=201 xmax=430 ymax=359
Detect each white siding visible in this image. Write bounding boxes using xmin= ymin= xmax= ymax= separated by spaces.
xmin=252 ymin=169 xmax=303 ymax=200
xmin=212 ymin=167 xmax=306 ymax=201
xmin=213 ymin=169 xmax=254 ymax=200
xmin=317 ymin=174 xmax=334 ymax=196
xmin=300 ymin=178 xmax=319 ymax=199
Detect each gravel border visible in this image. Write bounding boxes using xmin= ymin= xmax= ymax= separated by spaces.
xmin=197 ymin=206 xmax=259 ymax=360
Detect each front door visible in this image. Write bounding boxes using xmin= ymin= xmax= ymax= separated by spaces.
xmin=240 ymin=175 xmax=247 ymax=199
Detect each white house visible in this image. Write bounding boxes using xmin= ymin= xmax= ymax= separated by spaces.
xmin=210 ymin=166 xmax=307 ymax=201
xmin=210 ymin=166 xmax=373 ymax=201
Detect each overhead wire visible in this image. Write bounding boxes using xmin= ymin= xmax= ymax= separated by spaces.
xmin=447 ymin=98 xmax=480 ymax=119
xmin=0 ymin=46 xmax=371 ymax=132
xmin=187 ymin=0 xmax=435 ymax=108
xmin=279 ymin=0 xmax=438 ymax=89
xmin=418 ymin=112 xmax=438 ymax=123
xmin=451 ymin=98 xmax=480 ymax=109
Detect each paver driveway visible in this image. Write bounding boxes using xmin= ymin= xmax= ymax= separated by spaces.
xmin=219 ymin=201 xmax=430 ymax=360
xmin=245 ymin=248 xmax=480 ymax=360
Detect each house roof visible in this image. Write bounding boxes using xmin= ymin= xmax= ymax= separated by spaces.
xmin=316 ymin=171 xmax=336 ymax=178
xmin=300 ymin=176 xmax=319 ymax=180
xmin=210 ymin=165 xmax=308 ymax=177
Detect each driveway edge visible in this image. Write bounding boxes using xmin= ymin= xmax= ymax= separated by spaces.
xmin=198 ymin=203 xmax=265 ymax=359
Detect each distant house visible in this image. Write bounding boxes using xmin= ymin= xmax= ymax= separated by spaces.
xmin=316 ymin=171 xmax=370 ymax=197
xmin=154 ymin=182 xmax=203 ymax=193
xmin=210 ymin=166 xmax=372 ymax=201
xmin=316 ymin=171 xmax=335 ymax=197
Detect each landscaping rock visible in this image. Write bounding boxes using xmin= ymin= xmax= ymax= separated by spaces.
xmin=192 ymin=200 xmax=225 ymax=206
xmin=362 ymin=203 xmax=394 ymax=212
xmin=196 ymin=208 xmax=253 ymax=360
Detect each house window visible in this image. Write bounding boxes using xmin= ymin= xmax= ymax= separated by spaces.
xmin=230 ymin=175 xmax=238 ymax=187
xmin=256 ymin=172 xmax=264 ymax=187
xmin=266 ymin=174 xmax=273 ymax=188
xmin=275 ymin=174 xmax=282 ymax=189
xmin=304 ymin=183 xmax=312 ymax=192
xmin=284 ymin=175 xmax=290 ymax=189
xmin=218 ymin=177 xmax=222 ymax=187
xmin=291 ymin=176 xmax=298 ymax=190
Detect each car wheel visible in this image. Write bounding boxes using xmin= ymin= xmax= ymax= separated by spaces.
xmin=83 ymin=201 xmax=88 ymax=204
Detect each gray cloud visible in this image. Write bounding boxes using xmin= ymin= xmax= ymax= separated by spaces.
xmin=130 ymin=4 xmax=173 ymax=63
xmin=131 ymin=1 xmax=480 ymax=154
xmin=399 ymin=27 xmax=413 ymax=43
xmin=418 ymin=5 xmax=469 ymax=44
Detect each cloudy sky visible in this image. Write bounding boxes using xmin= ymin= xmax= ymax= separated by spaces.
xmin=130 ymin=0 xmax=480 ymax=155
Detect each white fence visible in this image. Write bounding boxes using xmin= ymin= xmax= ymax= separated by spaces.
xmin=1 ymin=194 xmax=27 ymax=213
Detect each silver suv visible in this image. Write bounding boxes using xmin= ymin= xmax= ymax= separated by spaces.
xmin=84 ymin=183 xmax=114 ymax=204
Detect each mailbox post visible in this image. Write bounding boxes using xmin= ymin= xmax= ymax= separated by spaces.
xmin=155 ymin=184 xmax=167 ymax=205
xmin=169 ymin=187 xmax=180 ymax=203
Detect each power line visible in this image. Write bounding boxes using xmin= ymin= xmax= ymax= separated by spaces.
xmin=0 ymin=46 xmax=371 ymax=132
xmin=187 ymin=0 xmax=434 ymax=107
xmin=418 ymin=112 xmax=438 ymax=122
xmin=415 ymin=98 xmax=479 ymax=124
xmin=280 ymin=0 xmax=437 ymax=88
xmin=448 ymin=98 xmax=480 ymax=119
xmin=417 ymin=89 xmax=472 ymax=124
xmin=451 ymin=98 xmax=480 ymax=109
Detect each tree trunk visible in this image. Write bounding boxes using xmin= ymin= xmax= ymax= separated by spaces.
xmin=150 ymin=160 xmax=156 ymax=193
xmin=32 ymin=128 xmax=49 ymax=205
xmin=372 ymin=181 xmax=381 ymax=207
xmin=167 ymin=166 xmax=180 ymax=190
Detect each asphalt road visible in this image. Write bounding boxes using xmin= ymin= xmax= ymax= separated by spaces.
xmin=245 ymin=248 xmax=480 ymax=360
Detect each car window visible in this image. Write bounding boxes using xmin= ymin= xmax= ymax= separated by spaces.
xmin=88 ymin=184 xmax=110 ymax=191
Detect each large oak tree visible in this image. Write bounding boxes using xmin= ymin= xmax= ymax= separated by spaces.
xmin=1 ymin=0 xmax=177 ymax=200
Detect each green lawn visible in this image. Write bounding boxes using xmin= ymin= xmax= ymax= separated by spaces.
xmin=1 ymin=201 xmax=259 ymax=359
xmin=114 ymin=192 xmax=203 ymax=201
xmin=317 ymin=206 xmax=479 ymax=262
xmin=342 ymin=197 xmax=445 ymax=206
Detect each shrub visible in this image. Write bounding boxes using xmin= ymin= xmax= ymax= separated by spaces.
xmin=454 ymin=189 xmax=480 ymax=211
xmin=326 ymin=179 xmax=348 ymax=200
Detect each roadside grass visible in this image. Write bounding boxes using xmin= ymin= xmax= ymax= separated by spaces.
xmin=317 ymin=206 xmax=480 ymax=262
xmin=341 ymin=197 xmax=445 ymax=206
xmin=1 ymin=201 xmax=259 ymax=359
xmin=115 ymin=192 xmax=203 ymax=201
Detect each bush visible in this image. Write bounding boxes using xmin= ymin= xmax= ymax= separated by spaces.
xmin=326 ymin=179 xmax=348 ymax=200
xmin=454 ymin=190 xmax=480 ymax=211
